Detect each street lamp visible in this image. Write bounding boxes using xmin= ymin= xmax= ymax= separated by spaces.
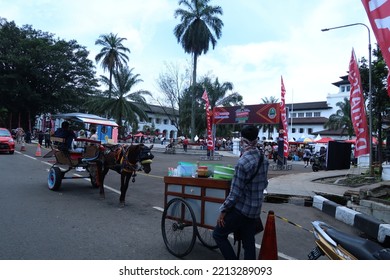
xmin=322 ymin=23 xmax=373 ymax=177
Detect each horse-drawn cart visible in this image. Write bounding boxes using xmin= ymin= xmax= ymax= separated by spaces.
xmin=161 ymin=176 xmax=231 ymax=257
xmin=47 ymin=137 xmax=102 ymax=190
xmin=46 ymin=113 xmax=119 ymax=191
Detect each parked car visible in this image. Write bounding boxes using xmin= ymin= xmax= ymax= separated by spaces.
xmin=0 ymin=128 xmax=15 ymax=154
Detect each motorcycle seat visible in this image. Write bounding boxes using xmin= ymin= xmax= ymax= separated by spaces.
xmin=326 ymin=227 xmax=389 ymax=260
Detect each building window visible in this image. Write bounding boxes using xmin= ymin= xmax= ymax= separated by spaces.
xmin=306 ymin=112 xmax=312 ymax=117
xmin=298 ymin=113 xmax=304 ymax=117
xmin=148 ymin=117 xmax=152 ymax=123
xmin=346 ymin=85 xmax=351 ymax=91
xmin=171 ymin=120 xmax=175 ymax=125
xmin=291 ymin=113 xmax=297 ymax=118
xmin=292 ymin=128 xmax=296 ymax=133
xmin=299 ymin=128 xmax=304 ymax=133
xmin=308 ymin=128 xmax=313 ymax=134
xmin=313 ymin=112 xmax=321 ymax=117
xmin=155 ymin=118 xmax=161 ymax=124
xmin=163 ymin=119 xmax=168 ymax=125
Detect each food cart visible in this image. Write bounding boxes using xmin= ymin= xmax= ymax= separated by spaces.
xmin=161 ymin=176 xmax=231 ymax=258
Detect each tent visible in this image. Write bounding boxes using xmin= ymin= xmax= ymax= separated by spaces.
xmin=315 ymin=137 xmax=333 ymax=143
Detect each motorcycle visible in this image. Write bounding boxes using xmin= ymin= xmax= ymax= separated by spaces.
xmin=308 ymin=221 xmax=390 ymax=260
xmin=311 ymin=152 xmax=326 ymax=172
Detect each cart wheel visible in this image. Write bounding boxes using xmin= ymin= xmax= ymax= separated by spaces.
xmin=197 ymin=227 xmax=218 ymax=249
xmin=161 ymin=198 xmax=197 ymax=258
xmin=48 ymin=167 xmax=62 ymax=191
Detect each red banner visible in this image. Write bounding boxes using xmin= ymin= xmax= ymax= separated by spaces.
xmin=202 ymin=90 xmax=214 ymax=151
xmin=280 ymin=76 xmax=289 ymax=157
xmin=212 ymin=104 xmax=280 ymax=125
xmin=348 ymin=49 xmax=370 ymax=157
xmin=362 ymin=0 xmax=390 ymax=97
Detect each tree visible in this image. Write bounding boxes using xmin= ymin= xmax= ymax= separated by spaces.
xmin=86 ymin=64 xmax=151 ymax=137
xmin=260 ymin=96 xmax=279 ymax=139
xmin=324 ymin=97 xmax=354 ymax=138
xmin=174 ymin=0 xmax=223 ymax=140
xmin=95 ymin=33 xmax=130 ymax=99
xmin=0 ymin=20 xmax=98 ymax=130
xmin=155 ymin=61 xmax=191 ymax=134
xmin=359 ymin=45 xmax=390 ymax=169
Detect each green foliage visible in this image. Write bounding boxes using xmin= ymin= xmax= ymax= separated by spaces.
xmin=85 ymin=64 xmax=151 ymax=137
xmin=0 ymin=20 xmax=98 ymax=129
xmin=324 ymin=97 xmax=354 ymax=138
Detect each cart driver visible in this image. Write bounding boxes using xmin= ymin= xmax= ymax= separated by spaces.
xmin=54 ymin=121 xmax=77 ymax=150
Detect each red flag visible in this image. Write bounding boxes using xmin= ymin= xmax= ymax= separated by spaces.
xmin=202 ymin=90 xmax=214 ymax=151
xmin=348 ymin=49 xmax=370 ymax=157
xmin=362 ymin=0 xmax=390 ymax=97
xmin=280 ymin=76 xmax=289 ymax=158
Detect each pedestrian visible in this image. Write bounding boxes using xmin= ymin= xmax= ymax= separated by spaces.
xmin=213 ymin=125 xmax=269 ymax=260
xmin=303 ymin=146 xmax=312 ymax=167
xmin=44 ymin=129 xmax=51 ymax=148
xmin=38 ymin=130 xmax=44 ymax=146
xmin=183 ymin=136 xmax=189 ymax=152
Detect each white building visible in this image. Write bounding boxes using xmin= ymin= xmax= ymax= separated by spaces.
xmin=258 ymin=75 xmax=351 ymax=141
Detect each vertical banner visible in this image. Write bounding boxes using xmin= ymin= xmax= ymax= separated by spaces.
xmin=280 ymin=76 xmax=289 ymax=158
xmin=362 ymin=0 xmax=390 ymax=97
xmin=348 ymin=49 xmax=370 ymax=157
xmin=202 ymin=90 xmax=214 ymax=151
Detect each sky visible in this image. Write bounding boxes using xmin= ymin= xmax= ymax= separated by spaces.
xmin=0 ymin=0 xmax=376 ymax=106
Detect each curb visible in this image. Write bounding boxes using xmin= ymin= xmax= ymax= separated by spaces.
xmin=313 ymin=195 xmax=390 ymax=245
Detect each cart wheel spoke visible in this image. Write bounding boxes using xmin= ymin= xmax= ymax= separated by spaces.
xmin=197 ymin=227 xmax=218 ymax=249
xmin=161 ymin=198 xmax=196 ymax=258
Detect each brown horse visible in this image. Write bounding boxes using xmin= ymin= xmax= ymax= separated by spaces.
xmin=91 ymin=143 xmax=154 ymax=206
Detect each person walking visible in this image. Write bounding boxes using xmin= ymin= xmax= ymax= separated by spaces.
xmin=183 ymin=136 xmax=189 ymax=152
xmin=303 ymin=146 xmax=312 ymax=167
xmin=213 ymin=125 xmax=269 ymax=260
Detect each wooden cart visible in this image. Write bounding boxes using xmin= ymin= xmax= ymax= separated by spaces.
xmin=161 ymin=176 xmax=231 ymax=257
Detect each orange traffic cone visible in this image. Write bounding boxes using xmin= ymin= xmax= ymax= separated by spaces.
xmin=20 ymin=142 xmax=26 ymax=151
xmin=258 ymin=210 xmax=278 ymax=260
xmin=35 ymin=143 xmax=42 ymax=157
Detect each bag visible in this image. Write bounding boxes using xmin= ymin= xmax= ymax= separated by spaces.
xmin=233 ymin=217 xmax=263 ymax=244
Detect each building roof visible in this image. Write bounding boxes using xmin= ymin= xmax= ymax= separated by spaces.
xmin=139 ymin=103 xmax=179 ymax=116
xmin=312 ymin=128 xmax=349 ymax=137
xmin=331 ymin=75 xmax=349 ymax=87
xmin=286 ymin=101 xmax=331 ymax=111
xmin=289 ymin=117 xmax=328 ymax=125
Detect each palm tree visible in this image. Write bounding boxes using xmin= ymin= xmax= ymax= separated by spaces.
xmin=95 ymin=33 xmax=130 ymax=99
xmin=260 ymin=96 xmax=279 ymax=139
xmin=324 ymin=97 xmax=354 ymax=138
xmin=174 ymin=0 xmax=223 ymax=140
xmin=202 ymin=76 xmax=242 ymax=108
xmin=87 ymin=65 xmax=151 ymax=137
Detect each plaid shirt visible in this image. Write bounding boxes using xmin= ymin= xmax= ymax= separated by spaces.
xmin=220 ymin=149 xmax=269 ymax=219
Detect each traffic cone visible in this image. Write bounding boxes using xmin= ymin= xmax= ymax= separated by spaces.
xmin=20 ymin=142 xmax=26 ymax=152
xmin=258 ymin=210 xmax=278 ymax=260
xmin=35 ymin=143 xmax=42 ymax=157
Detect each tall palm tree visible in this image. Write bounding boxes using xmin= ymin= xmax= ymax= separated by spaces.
xmin=174 ymin=0 xmax=223 ymax=140
xmin=324 ymin=97 xmax=354 ymax=138
xmin=260 ymin=96 xmax=279 ymax=139
xmin=87 ymin=65 xmax=151 ymax=137
xmin=95 ymin=33 xmax=130 ymax=99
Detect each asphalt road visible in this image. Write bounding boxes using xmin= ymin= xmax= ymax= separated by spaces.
xmin=0 ymin=143 xmax=363 ymax=260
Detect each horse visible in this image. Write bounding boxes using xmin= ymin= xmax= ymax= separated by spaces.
xmin=90 ymin=143 xmax=154 ymax=207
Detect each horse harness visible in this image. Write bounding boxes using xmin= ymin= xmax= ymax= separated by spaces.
xmin=105 ymin=144 xmax=154 ymax=182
